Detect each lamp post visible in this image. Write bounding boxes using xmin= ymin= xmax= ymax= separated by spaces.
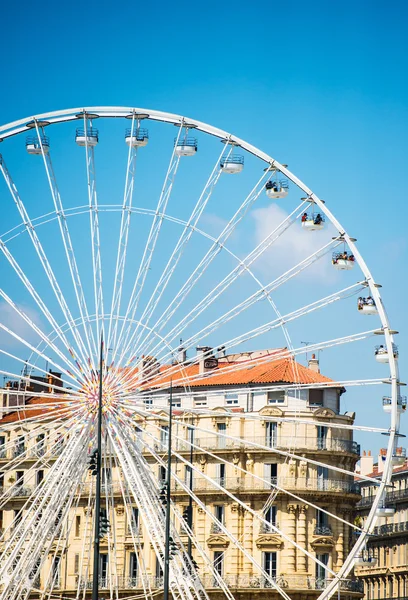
xmin=92 ymin=336 xmax=104 ymax=600
xmin=163 ymin=382 xmax=173 ymax=600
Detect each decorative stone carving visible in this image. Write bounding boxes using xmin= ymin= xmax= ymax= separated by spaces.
xmin=207 ymin=535 xmax=230 ymax=549
xmin=245 ymin=455 xmax=254 ymax=472
xmin=255 ymin=534 xmax=284 ymax=550
xmin=288 ymin=459 xmax=296 ymax=476
xmin=313 ymin=407 xmax=336 ymax=419
xmin=199 ymin=455 xmax=207 ymax=471
xmin=115 ymin=505 xmax=125 ymax=516
xmin=299 ymin=460 xmax=307 ymax=477
xmin=310 ymin=536 xmax=335 ymax=550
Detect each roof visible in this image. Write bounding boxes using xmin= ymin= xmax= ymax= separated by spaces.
xmin=0 ymin=395 xmax=73 ymax=425
xmin=142 ymin=353 xmax=334 ymax=390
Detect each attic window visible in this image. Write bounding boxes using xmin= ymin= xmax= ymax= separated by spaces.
xmin=267 ymin=391 xmax=284 ymax=404
xmin=225 ymin=393 xmax=239 ymax=406
xmin=309 ymin=389 xmax=323 ymax=406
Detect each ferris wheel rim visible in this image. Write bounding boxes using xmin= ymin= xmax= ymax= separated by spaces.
xmin=0 ymin=106 xmax=401 ymax=600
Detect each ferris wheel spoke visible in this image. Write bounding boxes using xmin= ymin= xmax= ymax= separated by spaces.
xmin=0 ymin=293 xmax=85 ymax=384
xmin=0 ymin=156 xmax=91 ymax=369
xmin=107 ymin=114 xmax=140 ymax=365
xmin=123 ymin=143 xmax=233 ymax=365
xmin=130 ymin=219 xmax=336 ymax=366
xmin=114 ymin=125 xmax=185 ymax=364
xmin=32 ymin=121 xmax=97 ymax=365
xmin=80 ymin=113 xmax=105 ymax=346
xmin=119 ymin=169 xmax=270 ymax=367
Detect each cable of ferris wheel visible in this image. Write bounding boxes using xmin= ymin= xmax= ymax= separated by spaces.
xmin=109 ymin=419 xmax=231 ymax=600
xmin=120 ymin=276 xmax=365 ymax=389
xmin=126 ymin=232 xmax=340 ymax=371
xmin=0 ymin=295 xmax=86 ymax=384
xmin=113 ymin=124 xmax=184 ymax=366
xmin=0 ymin=348 xmax=83 ymax=393
xmin=108 ymin=427 xmax=202 ymax=600
xmin=0 ymin=242 xmax=87 ymax=380
xmin=80 ymin=113 xmax=105 ymax=355
xmin=125 ymin=142 xmax=233 ymax=360
xmin=0 ymin=155 xmax=91 ymax=370
xmin=120 ymin=327 xmax=377 ymax=398
xmin=106 ymin=113 xmax=139 ymax=368
xmin=32 ymin=121 xmax=97 ymax=365
xmin=117 ymin=421 xmax=307 ymax=600
xmin=0 ymin=423 xmax=90 ymax=587
xmin=117 ymin=407 xmax=376 ymax=530
xmin=120 ymin=174 xmax=296 ymax=367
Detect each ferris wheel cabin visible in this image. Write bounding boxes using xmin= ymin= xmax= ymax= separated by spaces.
xmin=75 ymin=128 xmax=99 ymax=147
xmin=26 ymin=136 xmax=50 ymax=155
xmin=374 ymin=344 xmax=398 ymax=363
xmin=332 ymin=252 xmax=355 ymax=270
xmin=357 ymin=297 xmax=378 ymax=315
xmin=174 ymin=137 xmax=197 ymax=157
xmin=220 ymin=154 xmax=244 ymax=174
xmin=382 ymin=395 xmax=407 ymax=413
xmin=301 ymin=212 xmax=325 ymax=230
xmin=125 ymin=128 xmax=149 ymax=147
xmin=265 ymin=178 xmax=289 ymax=199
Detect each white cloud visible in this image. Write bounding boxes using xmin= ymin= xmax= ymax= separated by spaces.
xmin=250 ymin=204 xmax=338 ymax=283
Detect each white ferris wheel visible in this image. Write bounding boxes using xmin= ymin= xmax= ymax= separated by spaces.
xmin=0 ymin=107 xmax=403 ymax=600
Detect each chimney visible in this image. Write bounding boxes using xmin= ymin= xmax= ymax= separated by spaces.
xmin=308 ymin=353 xmax=320 ymax=373
xmin=196 ymin=346 xmax=216 ymax=374
xmin=378 ymin=448 xmax=387 ymax=474
xmin=360 ymin=450 xmax=374 ymax=476
xmin=176 ymin=340 xmax=187 ymax=364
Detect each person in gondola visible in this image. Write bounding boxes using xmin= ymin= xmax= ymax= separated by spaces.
xmin=367 ymin=296 xmax=375 ymax=305
xmin=358 ymin=297 xmax=364 ymax=310
xmin=314 ymin=213 xmax=322 ymax=225
xmin=349 ymin=254 xmax=355 ymax=262
xmin=301 ymin=213 xmax=308 ymax=222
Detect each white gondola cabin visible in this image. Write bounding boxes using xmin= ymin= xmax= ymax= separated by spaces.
xmin=125 ymin=128 xmax=149 ymax=147
xmin=375 ymin=344 xmax=398 ymax=363
xmin=375 ymin=505 xmax=395 ymax=517
xmin=265 ymin=178 xmax=289 ymax=199
xmin=301 ymin=212 xmax=325 ymax=231
xmin=332 ymin=251 xmax=355 ymax=270
xmin=391 ymin=448 xmax=406 ymax=466
xmin=382 ymin=395 xmax=407 ymax=413
xmin=174 ymin=137 xmax=197 ymax=157
xmin=26 ymin=136 xmax=50 ymax=155
xmin=220 ymin=154 xmax=244 ymax=174
xmin=354 ymin=555 xmax=377 ymax=566
xmin=76 ymin=128 xmax=99 ymax=147
xmin=357 ymin=297 xmax=378 ymax=315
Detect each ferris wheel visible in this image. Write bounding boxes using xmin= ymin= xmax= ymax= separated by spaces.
xmin=0 ymin=107 xmax=403 ymax=600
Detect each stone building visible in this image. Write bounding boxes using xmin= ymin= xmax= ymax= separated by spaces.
xmin=0 ymin=349 xmax=364 ymax=598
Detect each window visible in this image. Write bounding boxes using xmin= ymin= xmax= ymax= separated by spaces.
xmin=315 ymin=510 xmax=330 ymax=534
xmin=263 ymin=551 xmax=277 ymax=582
xmin=159 ymin=465 xmax=166 ymax=483
xmin=99 ymin=554 xmax=108 ymax=587
xmin=217 ymin=422 xmax=226 ymax=449
xmin=309 ymin=389 xmax=323 ymax=406
xmin=317 ymin=466 xmax=329 ymax=491
xmin=265 ymin=422 xmax=277 ymax=447
xmin=264 ymin=463 xmax=278 ymax=487
xmin=194 ymin=396 xmax=207 ymax=407
xmin=172 ymin=397 xmax=181 ymax=408
xmin=317 ymin=426 xmax=327 ymax=450
xmin=0 ymin=510 xmax=3 ymax=530
xmin=215 ymin=505 xmax=224 ymax=524
xmin=216 ymin=463 xmax=226 ymax=486
xmin=156 ymin=557 xmax=163 ymax=578
xmin=160 ymin=426 xmax=169 ymax=448
xmin=0 ymin=435 xmax=6 ymax=458
xmin=36 ymin=434 xmax=45 ymax=456
xmin=52 ymin=556 xmax=61 ymax=588
xmin=102 ymin=467 xmax=112 ymax=484
xmin=75 ymin=516 xmax=81 ymax=537
xmin=36 ymin=470 xmax=44 ymax=486
xmin=267 ymin=391 xmax=284 ymax=404
xmin=129 ymin=552 xmax=138 ymax=579
xmin=16 ymin=471 xmax=24 ymax=487
xmin=74 ymin=553 xmax=79 ymax=574
xmin=213 ymin=551 xmax=224 ymax=584
xmin=315 ymin=553 xmax=329 ymax=585
xmin=143 ymin=398 xmax=153 ymax=408
xmin=264 ymin=506 xmax=277 ymax=530
xmin=225 ymin=393 xmax=238 ymax=405
xmin=15 ymin=436 xmax=25 ymax=457
xmin=129 ymin=507 xmax=139 ymax=533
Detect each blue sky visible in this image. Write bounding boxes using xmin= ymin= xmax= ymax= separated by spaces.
xmin=0 ymin=0 xmax=407 ymax=455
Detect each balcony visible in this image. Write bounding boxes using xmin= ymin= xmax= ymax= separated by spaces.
xmin=357 ymin=486 xmax=408 ymax=509
xmin=210 ymin=522 xmax=224 ymax=534
xmin=371 ymin=520 xmax=408 ymax=537
xmin=12 ymin=447 xmax=26 ymax=458
xmin=259 ymin=522 xmax=280 ymax=534
xmin=185 ymin=435 xmax=360 ymax=455
xmin=313 ymin=525 xmax=333 ymax=536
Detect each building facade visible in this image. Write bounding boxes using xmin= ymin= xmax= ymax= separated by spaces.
xmin=0 ymin=349 xmax=364 ymax=599
xmin=355 ymin=452 xmax=408 ymax=599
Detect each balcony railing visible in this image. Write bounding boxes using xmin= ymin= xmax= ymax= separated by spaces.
xmin=259 ymin=522 xmax=280 ymax=534
xmin=210 ymin=522 xmax=224 ymax=534
xmin=371 ymin=520 xmax=408 ymax=537
xmin=357 ymin=486 xmax=408 ymax=508
xmin=75 ymin=574 xmax=363 ymax=592
xmin=313 ymin=525 xmax=333 ymax=536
